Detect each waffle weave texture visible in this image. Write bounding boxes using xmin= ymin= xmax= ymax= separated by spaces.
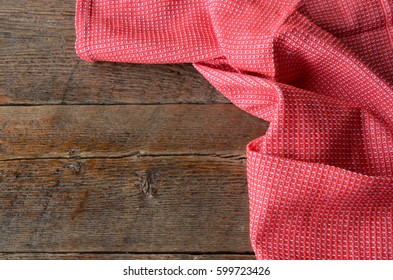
xmin=75 ymin=0 xmax=393 ymax=259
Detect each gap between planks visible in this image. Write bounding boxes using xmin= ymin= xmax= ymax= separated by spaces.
xmin=0 ymin=253 xmax=255 ymax=260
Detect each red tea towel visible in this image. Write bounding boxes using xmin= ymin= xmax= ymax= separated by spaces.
xmin=75 ymin=0 xmax=393 ymax=259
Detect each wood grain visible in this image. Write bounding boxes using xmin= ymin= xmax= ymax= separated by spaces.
xmin=0 ymin=104 xmax=268 ymax=160
xmin=0 ymin=156 xmax=251 ymax=252
xmin=0 ymin=1 xmax=226 ymax=105
xmin=0 ymin=253 xmax=255 ymax=260
xmin=0 ymin=1 xmax=270 ymax=259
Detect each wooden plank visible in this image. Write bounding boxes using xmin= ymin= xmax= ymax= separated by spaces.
xmin=0 ymin=253 xmax=255 ymax=260
xmin=0 ymin=156 xmax=251 ymax=252
xmin=0 ymin=1 xmax=268 ymax=257
xmin=0 ymin=104 xmax=268 ymax=160
xmin=0 ymin=1 xmax=226 ymax=105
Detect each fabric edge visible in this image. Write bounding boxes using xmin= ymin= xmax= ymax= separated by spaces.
xmin=75 ymin=0 xmax=94 ymax=62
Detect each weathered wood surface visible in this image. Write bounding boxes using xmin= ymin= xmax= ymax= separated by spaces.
xmin=0 ymin=105 xmax=268 ymax=160
xmin=0 ymin=0 xmax=270 ymax=259
xmin=0 ymin=157 xmax=250 ymax=252
xmin=0 ymin=253 xmax=255 ymax=260
xmin=0 ymin=104 xmax=267 ymax=257
xmin=0 ymin=1 xmax=225 ymax=105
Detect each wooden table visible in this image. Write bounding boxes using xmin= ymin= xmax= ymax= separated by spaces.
xmin=0 ymin=1 xmax=268 ymax=260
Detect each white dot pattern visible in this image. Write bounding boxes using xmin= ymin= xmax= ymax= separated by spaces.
xmin=75 ymin=0 xmax=393 ymax=259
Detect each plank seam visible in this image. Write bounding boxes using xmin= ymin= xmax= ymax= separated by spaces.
xmin=0 ymin=153 xmax=246 ymax=162
xmin=0 ymin=251 xmax=254 ymax=255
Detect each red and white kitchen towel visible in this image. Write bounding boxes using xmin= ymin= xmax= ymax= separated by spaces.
xmin=75 ymin=0 xmax=393 ymax=259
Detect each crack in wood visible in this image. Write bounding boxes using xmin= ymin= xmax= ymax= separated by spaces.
xmin=0 ymin=153 xmax=246 ymax=162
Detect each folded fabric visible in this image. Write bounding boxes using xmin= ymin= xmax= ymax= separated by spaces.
xmin=75 ymin=0 xmax=393 ymax=259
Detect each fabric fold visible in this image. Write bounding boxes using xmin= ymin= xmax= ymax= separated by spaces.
xmin=75 ymin=0 xmax=393 ymax=259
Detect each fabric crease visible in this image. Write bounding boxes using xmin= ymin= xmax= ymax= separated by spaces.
xmin=75 ymin=0 xmax=393 ymax=259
